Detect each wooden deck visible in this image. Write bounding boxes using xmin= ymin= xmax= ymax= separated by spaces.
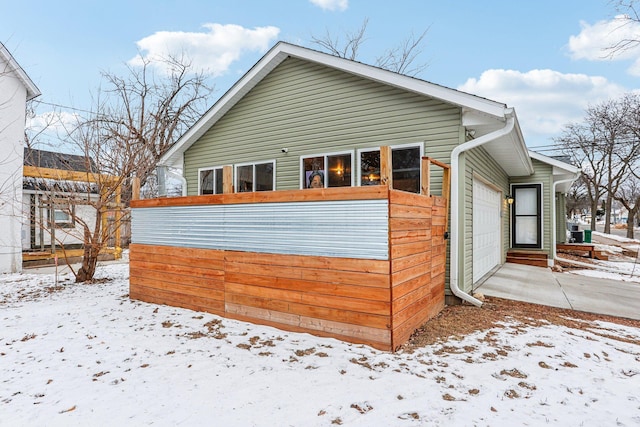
xmin=129 ymin=188 xmax=446 ymax=351
xmin=556 ymin=243 xmax=608 ymax=260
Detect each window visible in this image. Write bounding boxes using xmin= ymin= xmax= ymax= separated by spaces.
xmin=301 ymin=152 xmax=353 ymax=189
xmin=49 ymin=203 xmax=75 ymax=228
xmin=511 ymin=183 xmax=542 ymax=249
xmin=199 ymin=167 xmax=224 ymax=195
xmin=357 ymin=143 xmax=423 ymax=193
xmin=235 ymin=161 xmax=275 ymax=192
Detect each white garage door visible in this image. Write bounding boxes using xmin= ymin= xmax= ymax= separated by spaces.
xmin=473 ymin=180 xmax=501 ymax=283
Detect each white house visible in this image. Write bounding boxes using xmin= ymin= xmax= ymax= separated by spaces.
xmin=0 ymin=42 xmax=41 ymax=273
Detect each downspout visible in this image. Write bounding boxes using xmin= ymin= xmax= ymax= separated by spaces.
xmin=450 ymin=110 xmax=516 ymax=307
xmin=552 ymin=175 xmax=581 ymax=264
xmin=167 ymin=169 xmax=188 ymax=197
xmin=156 ymin=165 xmax=188 ymax=197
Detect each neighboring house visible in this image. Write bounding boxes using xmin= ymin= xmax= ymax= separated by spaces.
xmin=0 ymin=42 xmax=40 ymax=273
xmin=130 ymin=42 xmax=579 ymax=348
xmin=22 ymin=148 xmax=99 ymax=254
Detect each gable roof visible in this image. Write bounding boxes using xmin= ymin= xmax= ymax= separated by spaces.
xmin=160 ymin=41 xmax=532 ymax=176
xmin=0 ymin=42 xmax=41 ymax=101
xmin=529 ymin=150 xmax=580 ymax=192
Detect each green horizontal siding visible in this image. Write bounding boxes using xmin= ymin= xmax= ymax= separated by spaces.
xmin=460 ymin=146 xmax=510 ymax=294
xmin=184 ymin=57 xmax=461 ymax=194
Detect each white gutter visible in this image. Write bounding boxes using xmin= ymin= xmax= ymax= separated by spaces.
xmin=450 ymin=109 xmax=516 ymax=307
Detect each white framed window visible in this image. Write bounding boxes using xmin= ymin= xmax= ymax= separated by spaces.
xmin=198 ymin=167 xmax=225 ymax=195
xmin=235 ymin=160 xmax=276 ymax=192
xmin=357 ymin=142 xmax=423 ymax=193
xmin=300 ymin=151 xmax=354 ymax=189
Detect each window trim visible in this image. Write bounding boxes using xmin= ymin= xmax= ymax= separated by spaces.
xmin=197 ymin=166 xmax=225 ymax=195
xmin=299 ymin=150 xmax=355 ymax=189
xmin=510 ymin=182 xmax=543 ymax=249
xmin=234 ymin=159 xmax=276 ymax=192
xmin=356 ymin=142 xmax=424 ymax=188
xmin=48 ymin=202 xmax=76 ymax=229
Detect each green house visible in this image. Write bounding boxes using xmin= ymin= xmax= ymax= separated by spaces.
xmin=157 ymin=41 xmax=579 ymax=305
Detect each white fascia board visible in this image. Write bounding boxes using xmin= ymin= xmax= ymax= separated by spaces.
xmin=161 ymin=41 xmax=512 ymax=167
xmin=0 ymin=43 xmax=41 ymax=100
xmin=529 ymin=150 xmax=580 ymax=175
xmin=510 ymin=110 xmax=535 ymax=175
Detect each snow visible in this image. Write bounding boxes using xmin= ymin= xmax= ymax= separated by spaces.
xmin=2 ymin=263 xmax=640 ymax=426
xmin=569 ymin=260 xmax=640 ymax=283
xmin=592 ymin=231 xmax=640 ymax=244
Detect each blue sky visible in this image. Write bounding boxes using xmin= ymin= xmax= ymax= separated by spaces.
xmin=3 ymin=0 xmax=639 ymax=151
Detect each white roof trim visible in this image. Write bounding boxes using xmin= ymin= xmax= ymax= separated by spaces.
xmin=0 ymin=42 xmax=41 ymax=101
xmin=160 ymin=42 xmax=515 ymax=168
xmin=528 ymin=150 xmax=580 ymax=175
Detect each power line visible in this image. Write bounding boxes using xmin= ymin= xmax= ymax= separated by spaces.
xmin=33 ymin=100 xmax=95 ymax=115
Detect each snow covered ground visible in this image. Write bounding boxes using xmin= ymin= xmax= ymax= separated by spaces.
xmin=2 ymin=263 xmax=640 ymax=426
xmin=565 ymin=231 xmax=640 ymax=283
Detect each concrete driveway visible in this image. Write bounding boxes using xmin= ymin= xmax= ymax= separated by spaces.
xmin=476 ymin=263 xmax=640 ymax=321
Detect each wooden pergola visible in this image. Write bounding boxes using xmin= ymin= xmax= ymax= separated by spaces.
xmin=22 ymin=165 xmax=124 ymax=263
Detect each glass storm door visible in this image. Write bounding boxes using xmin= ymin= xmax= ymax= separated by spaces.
xmin=511 ymin=184 xmax=541 ymax=248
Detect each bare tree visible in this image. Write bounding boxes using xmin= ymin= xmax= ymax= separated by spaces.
xmin=375 ymin=28 xmax=430 ymax=76
xmin=96 ymin=52 xmax=214 ymax=196
xmin=23 ymin=53 xmax=214 ymax=282
xmin=606 ymin=1 xmax=640 ymax=57
xmin=614 ymin=172 xmax=640 ymax=238
xmin=558 ymin=94 xmax=640 ymax=233
xmin=556 ymin=122 xmax=608 ymax=232
xmin=311 ymin=18 xmax=429 ymax=76
xmin=311 ymin=18 xmax=369 ymax=61
xmin=565 ymin=175 xmax=590 ymax=219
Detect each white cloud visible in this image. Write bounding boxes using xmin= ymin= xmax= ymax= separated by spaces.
xmin=568 ymin=15 xmax=640 ymax=75
xmin=458 ymin=69 xmax=626 ymax=146
xmin=129 ymin=24 xmax=280 ymax=76
xmin=27 ymin=110 xmax=79 ymax=136
xmin=309 ymin=0 xmax=348 ymax=11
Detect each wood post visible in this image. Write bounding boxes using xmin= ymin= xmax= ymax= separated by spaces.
xmin=114 ymin=184 xmax=122 ymax=260
xmin=132 ymin=177 xmax=140 ymax=201
xmin=380 ymin=146 xmax=392 ymax=188
xmin=421 ymin=157 xmax=430 ymax=196
xmin=421 ymin=156 xmax=451 ymax=227
xmin=223 ymin=165 xmax=234 ymax=194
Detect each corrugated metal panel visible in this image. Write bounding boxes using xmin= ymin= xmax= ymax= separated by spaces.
xmin=132 ymin=199 xmax=389 ymax=260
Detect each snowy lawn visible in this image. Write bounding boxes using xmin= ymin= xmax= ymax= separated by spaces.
xmin=569 ymin=260 xmax=640 ymax=283
xmin=2 ymin=263 xmax=640 ymax=426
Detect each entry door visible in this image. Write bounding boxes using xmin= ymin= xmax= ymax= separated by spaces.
xmin=511 ymin=184 xmax=542 ymax=248
xmin=473 ymin=180 xmax=501 ymax=282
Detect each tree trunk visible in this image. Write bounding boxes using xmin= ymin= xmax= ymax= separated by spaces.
xmin=76 ymin=229 xmax=100 ymax=283
xmin=604 ymin=195 xmax=612 ymax=234
xmin=627 ymin=205 xmax=639 ymax=239
xmin=627 ymin=214 xmax=635 ymax=239
xmin=590 ymin=200 xmax=598 ymax=232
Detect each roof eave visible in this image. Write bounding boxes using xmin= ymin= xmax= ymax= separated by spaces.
xmin=0 ymin=43 xmax=41 ymax=101
xmin=160 ymin=42 xmax=515 ymax=168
